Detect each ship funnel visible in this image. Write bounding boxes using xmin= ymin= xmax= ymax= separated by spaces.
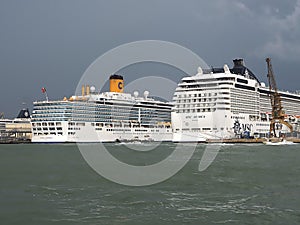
xmin=109 ymin=74 xmax=124 ymax=93
xmin=233 ymin=58 xmax=245 ymax=67
xmin=86 ymin=85 xmax=90 ymax=95
xmin=81 ymin=85 xmax=85 ymax=96
xmin=17 ymin=108 xmax=30 ymax=118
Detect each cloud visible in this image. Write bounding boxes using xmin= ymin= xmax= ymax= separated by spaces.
xmin=199 ymin=0 xmax=300 ymax=61
xmin=260 ymin=34 xmax=300 ymax=58
xmin=253 ymin=0 xmax=300 ymax=60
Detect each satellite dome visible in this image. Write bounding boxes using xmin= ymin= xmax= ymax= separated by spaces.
xmin=90 ymin=86 xmax=96 ymax=92
xmin=144 ymin=91 xmax=149 ymax=99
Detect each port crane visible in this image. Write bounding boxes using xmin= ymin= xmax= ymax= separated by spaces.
xmin=266 ymin=57 xmax=293 ymax=137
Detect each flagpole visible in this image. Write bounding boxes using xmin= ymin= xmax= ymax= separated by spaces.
xmin=42 ymin=87 xmax=49 ymax=102
xmin=45 ymin=92 xmax=49 ymax=102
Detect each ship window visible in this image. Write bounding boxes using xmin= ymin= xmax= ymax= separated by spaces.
xmin=235 ymin=84 xmax=255 ymax=91
xmin=237 ymin=78 xmax=248 ymax=84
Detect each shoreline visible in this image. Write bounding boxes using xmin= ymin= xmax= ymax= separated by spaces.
xmin=1 ymin=138 xmax=300 ymax=144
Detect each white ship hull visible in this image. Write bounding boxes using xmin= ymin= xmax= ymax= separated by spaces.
xmin=32 ymin=135 xmax=172 ymax=143
xmin=171 ymin=111 xmax=290 ymax=142
xmin=32 ymin=121 xmax=172 ymax=143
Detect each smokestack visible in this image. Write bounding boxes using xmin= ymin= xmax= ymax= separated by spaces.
xmin=86 ymin=85 xmax=90 ymax=95
xmin=81 ymin=85 xmax=85 ymax=96
xmin=109 ymin=74 xmax=124 ymax=93
xmin=233 ymin=59 xmax=245 ymax=67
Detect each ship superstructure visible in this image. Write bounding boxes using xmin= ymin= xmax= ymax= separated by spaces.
xmin=0 ymin=109 xmax=31 ymax=142
xmin=172 ymin=59 xmax=300 ymax=142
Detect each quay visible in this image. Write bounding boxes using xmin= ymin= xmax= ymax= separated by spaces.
xmin=206 ymin=137 xmax=300 ymax=143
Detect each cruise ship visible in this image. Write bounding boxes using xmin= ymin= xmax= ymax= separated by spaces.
xmin=0 ymin=109 xmax=31 ymax=142
xmin=172 ymin=59 xmax=300 ymax=142
xmin=31 ymin=75 xmax=172 ymax=143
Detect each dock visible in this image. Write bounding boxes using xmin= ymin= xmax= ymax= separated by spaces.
xmin=206 ymin=137 xmax=300 ymax=144
xmin=206 ymin=138 xmax=265 ymax=143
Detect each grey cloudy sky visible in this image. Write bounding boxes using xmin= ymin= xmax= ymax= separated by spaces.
xmin=0 ymin=0 xmax=300 ymax=117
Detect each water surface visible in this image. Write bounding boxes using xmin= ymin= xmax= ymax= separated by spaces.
xmin=0 ymin=143 xmax=299 ymax=224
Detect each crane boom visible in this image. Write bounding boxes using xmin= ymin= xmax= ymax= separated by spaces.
xmin=266 ymin=58 xmax=293 ymax=137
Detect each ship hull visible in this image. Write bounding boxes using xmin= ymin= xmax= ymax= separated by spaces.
xmin=32 ymin=121 xmax=172 ymax=143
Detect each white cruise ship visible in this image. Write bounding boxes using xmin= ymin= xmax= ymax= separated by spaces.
xmin=31 ymin=75 xmax=172 ymax=143
xmin=172 ymin=59 xmax=300 ymax=142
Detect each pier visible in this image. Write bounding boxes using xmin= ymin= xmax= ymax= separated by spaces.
xmin=207 ymin=137 xmax=300 ymax=143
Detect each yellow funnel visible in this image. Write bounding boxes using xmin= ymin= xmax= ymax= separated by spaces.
xmin=81 ymin=85 xmax=85 ymax=96
xmin=109 ymin=75 xmax=124 ymax=93
xmin=86 ymin=85 xmax=90 ymax=95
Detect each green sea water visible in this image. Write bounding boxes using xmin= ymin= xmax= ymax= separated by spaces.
xmin=0 ymin=143 xmax=299 ymax=225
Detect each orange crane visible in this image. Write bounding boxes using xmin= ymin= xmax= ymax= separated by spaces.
xmin=266 ymin=57 xmax=293 ymax=137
